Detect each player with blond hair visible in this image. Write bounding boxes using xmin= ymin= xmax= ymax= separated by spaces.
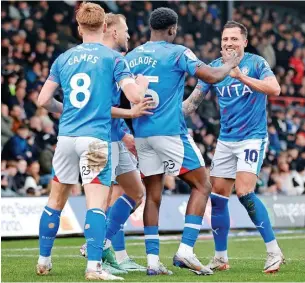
xmin=36 ymin=2 xmax=148 ymax=281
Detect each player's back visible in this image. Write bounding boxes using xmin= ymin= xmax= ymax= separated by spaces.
xmin=53 ymin=43 xmax=122 ymax=142
xmin=126 ymin=41 xmax=196 ymax=138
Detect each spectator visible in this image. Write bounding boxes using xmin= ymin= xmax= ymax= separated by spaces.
xmin=1 ymin=161 xmax=19 ymax=196
xmin=10 ymin=105 xmax=25 ymax=133
xmin=24 ymin=89 xmax=38 ymax=118
xmin=14 ymin=159 xmax=28 ymax=194
xmin=2 ymin=125 xmax=32 ymax=161
xmin=289 ymin=48 xmax=305 ymax=86
xmin=24 ymin=161 xmax=42 ymax=194
xmin=1 ymin=103 xmax=14 ymax=146
xmin=39 ymin=136 xmax=56 ymax=175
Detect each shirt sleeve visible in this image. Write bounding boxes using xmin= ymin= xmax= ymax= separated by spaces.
xmin=256 ymin=56 xmax=274 ymax=80
xmin=47 ymin=57 xmax=61 ymax=84
xmin=176 ymin=47 xmax=204 ymax=76
xmin=113 ymin=54 xmax=133 ymax=84
xmin=118 ymin=119 xmax=130 ymax=140
xmin=196 ymin=79 xmax=212 ymax=95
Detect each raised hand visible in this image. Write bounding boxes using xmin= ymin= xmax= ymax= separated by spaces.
xmin=221 ymin=50 xmax=240 ymax=68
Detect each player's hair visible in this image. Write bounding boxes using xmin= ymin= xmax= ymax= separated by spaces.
xmin=149 ymin=7 xmax=178 ymax=30
xmin=76 ymin=2 xmax=105 ymax=31
xmin=223 ymin=21 xmax=248 ymax=38
xmin=106 ymin=13 xmax=126 ymax=28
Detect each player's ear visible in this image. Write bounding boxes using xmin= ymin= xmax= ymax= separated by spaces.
xmin=103 ymin=22 xmax=107 ymax=34
xmin=244 ymin=38 xmax=248 ymax=48
xmin=169 ymin=26 xmax=174 ymax=36
xmin=78 ymin=26 xmax=83 ymax=37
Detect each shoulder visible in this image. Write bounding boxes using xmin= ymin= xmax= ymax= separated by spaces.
xmin=209 ymin=57 xmax=222 ymax=67
xmin=245 ymin=52 xmax=266 ymax=64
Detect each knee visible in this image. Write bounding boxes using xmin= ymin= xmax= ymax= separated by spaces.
xmin=193 ymin=179 xmax=212 ymax=197
xmin=146 ymin=193 xmax=162 ymax=207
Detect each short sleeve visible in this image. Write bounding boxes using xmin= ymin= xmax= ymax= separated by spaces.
xmin=256 ymin=56 xmax=274 ymax=80
xmin=196 ymin=79 xmax=212 ymax=95
xmin=176 ymin=47 xmax=204 ymax=76
xmin=47 ymin=57 xmax=60 ymax=84
xmin=113 ymin=54 xmax=133 ymax=84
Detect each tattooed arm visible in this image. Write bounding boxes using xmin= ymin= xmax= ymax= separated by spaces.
xmin=182 ymin=87 xmax=205 ymax=117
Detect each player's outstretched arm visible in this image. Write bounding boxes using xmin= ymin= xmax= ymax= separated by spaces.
xmin=37 ymin=80 xmax=63 ymax=114
xmin=195 ymin=52 xmax=240 ymax=84
xmin=111 ymin=97 xmax=154 ymax=119
xmin=182 ymin=87 xmax=205 ymax=117
xmin=230 ymin=67 xmax=281 ymax=96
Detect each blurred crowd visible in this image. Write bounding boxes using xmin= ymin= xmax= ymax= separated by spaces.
xmin=1 ymin=1 xmax=305 ymax=197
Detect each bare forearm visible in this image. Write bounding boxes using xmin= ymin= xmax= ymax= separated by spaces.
xmin=238 ymin=74 xmax=280 ymax=96
xmin=111 ymin=107 xmax=133 ymax=119
xmin=196 ymin=63 xmax=232 ymax=84
xmin=182 ymin=89 xmax=204 ymax=117
xmin=43 ymin=98 xmax=63 ymax=114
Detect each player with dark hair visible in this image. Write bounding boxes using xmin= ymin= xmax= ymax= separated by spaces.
xmin=125 ymin=7 xmax=240 ymax=276
xmin=183 ymin=20 xmax=284 ymax=274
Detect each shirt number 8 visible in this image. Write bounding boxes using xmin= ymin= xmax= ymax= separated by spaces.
xmin=69 ymin=73 xmax=91 ymax=108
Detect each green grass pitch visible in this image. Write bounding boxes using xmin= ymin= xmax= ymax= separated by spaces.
xmin=2 ymin=232 xmax=305 ymax=282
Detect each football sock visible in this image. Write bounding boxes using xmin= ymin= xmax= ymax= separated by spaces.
xmin=239 ymin=192 xmax=280 ymax=252
xmin=105 ymin=194 xmax=136 ymax=242
xmin=144 ymin=226 xmax=159 ymax=267
xmin=211 ymin=193 xmax=230 ymax=260
xmin=178 ymin=214 xmax=203 ymax=255
xmin=84 ymin=208 xmax=106 ymax=262
xmin=39 ymin=206 xmax=61 ymax=257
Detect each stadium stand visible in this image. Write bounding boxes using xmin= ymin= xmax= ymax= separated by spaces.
xmin=1 ymin=1 xmax=305 ymax=197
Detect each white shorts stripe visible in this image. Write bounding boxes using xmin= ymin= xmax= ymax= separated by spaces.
xmin=144 ymin=235 xmax=159 ymax=240
xmin=184 ymin=223 xmax=202 ymax=230
xmin=120 ymin=196 xmax=133 ymax=209
xmin=186 ymin=135 xmax=205 ymax=167
xmin=92 ymin=210 xmax=106 ymax=218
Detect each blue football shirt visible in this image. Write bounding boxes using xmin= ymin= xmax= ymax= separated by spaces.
xmin=48 ymin=43 xmax=132 ymax=142
xmin=125 ymin=41 xmax=203 ymax=138
xmin=197 ymin=52 xmax=274 ymax=142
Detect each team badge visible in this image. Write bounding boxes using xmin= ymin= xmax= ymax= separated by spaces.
xmin=184 ymin=49 xmax=197 ymax=61
xmin=241 ymin=66 xmax=249 ymax=75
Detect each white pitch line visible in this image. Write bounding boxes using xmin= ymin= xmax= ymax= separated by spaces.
xmin=2 ymin=234 xmax=305 ymax=252
xmin=1 ymin=254 xmax=304 ymax=261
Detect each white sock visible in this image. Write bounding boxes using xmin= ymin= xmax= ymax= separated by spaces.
xmin=177 ymin=242 xmax=193 ymax=256
xmin=147 ymin=254 xmax=159 ymax=267
xmin=103 ymin=239 xmax=112 ymax=250
xmin=265 ymin=239 xmax=281 ymax=253
xmin=87 ymin=260 xmax=101 ymax=271
xmin=215 ymin=250 xmax=228 ymax=261
xmin=115 ymin=250 xmax=129 ymax=264
xmin=38 ymin=255 xmax=51 ymax=265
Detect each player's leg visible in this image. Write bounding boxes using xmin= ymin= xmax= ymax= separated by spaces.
xmin=105 ymin=144 xmax=142 ymax=250
xmin=235 ymin=138 xmax=284 ymax=273
xmin=109 ymin=184 xmax=127 ymax=262
xmin=104 ymin=143 xmax=145 ymax=271
xmin=205 ymin=140 xmax=237 ymax=271
xmin=77 ymin=137 xmax=123 ymax=281
xmin=136 ymin=137 xmax=172 ymax=275
xmin=114 ymin=173 xmax=146 ymax=271
xmin=37 ymin=136 xmax=79 ymax=275
xmin=161 ymin=135 xmax=212 ymax=275
xmin=208 ymin=177 xmax=234 ymax=271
